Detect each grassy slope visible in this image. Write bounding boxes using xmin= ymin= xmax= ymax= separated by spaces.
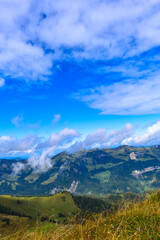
xmin=0 ymin=191 xmax=160 ymax=239
xmin=0 ymin=214 xmax=31 ymax=238
xmin=0 ymin=192 xmax=80 ymax=220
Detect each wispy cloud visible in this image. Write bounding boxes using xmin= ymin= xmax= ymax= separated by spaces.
xmin=52 ymin=114 xmax=61 ymax=124
xmin=76 ymin=73 xmax=160 ymax=115
xmin=0 ymin=78 xmax=5 ymax=87
xmin=11 ymin=115 xmax=41 ymax=130
xmin=11 ymin=114 xmax=23 ymax=127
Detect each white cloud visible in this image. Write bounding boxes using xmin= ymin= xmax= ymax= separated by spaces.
xmin=6 ymin=128 xmax=79 ymax=173
xmin=68 ymin=123 xmax=133 ymax=153
xmin=28 ymin=128 xmax=79 ymax=172
xmin=77 ymin=75 xmax=160 ymax=115
xmin=0 ymin=134 xmax=38 ymax=155
xmin=49 ymin=128 xmax=79 ymax=146
xmin=12 ymin=162 xmax=25 ymax=175
xmin=11 ymin=115 xmax=23 ymax=127
xmin=123 ymin=121 xmax=160 ymax=146
xmin=0 ymin=128 xmax=79 ymax=158
xmin=52 ymin=114 xmax=61 ymax=124
xmin=0 ymin=0 xmax=160 ymax=81
xmin=27 ymin=150 xmax=54 ymax=173
xmin=0 ymin=78 xmax=5 ymax=87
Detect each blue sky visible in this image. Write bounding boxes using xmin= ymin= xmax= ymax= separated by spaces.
xmin=1 ymin=0 xmax=160 ymax=171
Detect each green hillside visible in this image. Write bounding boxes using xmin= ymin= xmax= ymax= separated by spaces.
xmin=0 ymin=192 xmax=79 ymax=221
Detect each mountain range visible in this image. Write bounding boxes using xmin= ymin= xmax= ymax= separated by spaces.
xmin=0 ymin=145 xmax=160 ymax=196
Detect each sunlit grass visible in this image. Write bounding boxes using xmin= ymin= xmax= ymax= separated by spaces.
xmin=1 ymin=191 xmax=160 ymax=240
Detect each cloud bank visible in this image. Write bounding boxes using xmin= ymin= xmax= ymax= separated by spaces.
xmin=68 ymin=123 xmax=134 ymax=153
xmin=0 ymin=135 xmax=38 ymax=155
xmin=1 ymin=121 xmax=160 ymax=173
xmin=122 ymin=121 xmax=160 ymax=146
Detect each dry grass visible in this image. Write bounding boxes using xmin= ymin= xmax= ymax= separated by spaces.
xmin=1 ymin=191 xmax=160 ymax=240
